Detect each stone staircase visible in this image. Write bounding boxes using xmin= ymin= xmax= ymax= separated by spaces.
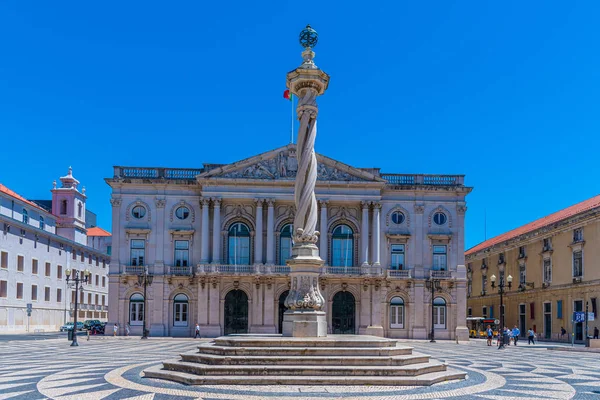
xmin=144 ymin=335 xmax=466 ymax=386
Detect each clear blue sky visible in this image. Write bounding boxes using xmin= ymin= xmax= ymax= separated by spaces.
xmin=1 ymin=2 xmax=599 ymax=250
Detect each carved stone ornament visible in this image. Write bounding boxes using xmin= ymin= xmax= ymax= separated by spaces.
xmin=200 ymin=277 xmax=206 ymax=289
xmin=284 ymin=276 xmax=325 ymax=310
xmin=211 ymin=277 xmax=218 ymax=289
xmin=110 ymin=198 xmax=122 ymax=207
xmin=233 ymin=280 xmax=240 ymax=289
xmin=414 ymin=204 xmax=425 ymax=214
xmin=155 ymin=198 xmax=166 ymax=208
xmin=177 ymin=283 xmax=184 ymax=289
xmin=341 ymin=282 xmax=348 ymax=292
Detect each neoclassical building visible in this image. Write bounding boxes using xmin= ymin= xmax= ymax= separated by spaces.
xmin=106 ymin=144 xmax=472 ymax=340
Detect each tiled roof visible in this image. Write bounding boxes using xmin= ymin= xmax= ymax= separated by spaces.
xmin=0 ymin=183 xmax=50 ymax=214
xmin=466 ymin=194 xmax=600 ymax=256
xmin=87 ymin=226 xmax=111 ymax=237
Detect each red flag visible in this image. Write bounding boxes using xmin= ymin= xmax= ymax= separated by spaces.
xmin=283 ymin=89 xmax=292 ymax=100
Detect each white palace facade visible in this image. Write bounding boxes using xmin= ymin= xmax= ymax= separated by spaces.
xmin=106 ymin=144 xmax=472 ymax=340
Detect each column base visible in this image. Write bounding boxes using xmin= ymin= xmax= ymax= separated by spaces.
xmin=283 ymin=310 xmax=327 ymax=337
xmin=455 ymin=326 xmax=470 ymax=343
xmin=364 ymin=325 xmax=384 ymax=337
xmin=412 ymin=327 xmax=427 ymax=339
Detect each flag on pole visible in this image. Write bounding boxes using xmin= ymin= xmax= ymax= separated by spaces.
xmin=283 ymin=89 xmax=292 ymax=100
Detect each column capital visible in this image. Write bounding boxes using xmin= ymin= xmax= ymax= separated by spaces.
xmin=267 ymin=199 xmax=275 ymax=207
xmin=318 ymin=199 xmax=329 ymax=207
xmin=110 ymin=197 xmax=122 ymax=207
xmin=361 ymin=200 xmax=370 ymax=209
xmin=211 ymin=197 xmax=222 ymax=206
xmin=200 ymin=197 xmax=210 ymax=206
xmin=370 ymin=201 xmax=381 ymax=209
xmin=254 ymin=198 xmax=265 ymax=207
xmin=155 ymin=198 xmax=166 ymax=208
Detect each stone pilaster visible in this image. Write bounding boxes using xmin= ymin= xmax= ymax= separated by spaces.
xmin=200 ymin=198 xmax=210 ymax=263
xmin=254 ymin=199 xmax=264 ymax=265
xmin=371 ymin=202 xmax=381 ymax=266
xmin=211 ymin=198 xmax=221 ymax=264
xmin=266 ymin=200 xmax=275 ymax=264
xmin=361 ymin=201 xmax=370 ymax=266
xmin=455 ymin=264 xmax=470 ymax=342
xmin=319 ymin=200 xmax=328 ymax=264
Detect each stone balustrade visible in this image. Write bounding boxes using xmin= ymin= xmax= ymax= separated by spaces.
xmin=381 ymin=174 xmax=464 ymax=186
xmin=430 ymin=270 xmax=453 ymax=279
xmin=124 ymin=265 xmax=146 ymax=275
xmin=113 ymin=166 xmax=203 ymax=180
xmin=168 ymin=265 xmax=193 ymax=276
xmin=387 ymin=269 xmax=412 ymax=279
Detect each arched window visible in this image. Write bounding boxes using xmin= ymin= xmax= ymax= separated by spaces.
xmin=175 ymin=206 xmax=190 ymax=220
xmin=433 ymin=297 xmax=446 ymax=329
xmin=390 ymin=297 xmax=404 ymax=328
xmin=60 ymin=200 xmax=67 ymax=215
xmin=279 ymin=224 xmax=293 ymax=265
xmin=131 ymin=205 xmax=146 ymax=219
xmin=78 ymin=202 xmax=82 ymax=218
xmin=22 ymin=209 xmax=28 ymax=224
xmin=129 ymin=293 xmax=144 ymax=326
xmin=331 ymin=224 xmax=354 ymax=267
xmin=173 ymin=293 xmax=188 ymax=327
xmin=228 ymin=222 xmax=250 ymax=265
xmin=39 ymin=216 xmax=44 ymax=230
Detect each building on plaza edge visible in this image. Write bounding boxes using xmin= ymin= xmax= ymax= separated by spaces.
xmin=0 ymin=168 xmax=111 ymax=332
xmin=106 ymin=144 xmax=472 ymax=339
xmin=466 ymin=194 xmax=600 ymax=343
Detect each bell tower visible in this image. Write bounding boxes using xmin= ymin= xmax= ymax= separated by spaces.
xmin=51 ymin=167 xmax=87 ymax=244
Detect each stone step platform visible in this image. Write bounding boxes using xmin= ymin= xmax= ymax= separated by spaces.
xmin=144 ymin=365 xmax=466 ymax=386
xmin=182 ymin=352 xmax=431 ymax=366
xmin=198 ymin=343 xmax=414 ymax=357
xmin=144 ymin=334 xmax=466 ymax=386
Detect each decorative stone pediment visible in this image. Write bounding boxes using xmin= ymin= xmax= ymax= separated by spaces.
xmin=198 ymin=144 xmax=385 ymax=183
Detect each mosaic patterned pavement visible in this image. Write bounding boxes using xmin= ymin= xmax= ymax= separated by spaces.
xmin=0 ymin=335 xmax=599 ymax=399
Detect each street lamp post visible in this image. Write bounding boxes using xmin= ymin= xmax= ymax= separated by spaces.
xmin=490 ymin=267 xmax=512 ymax=350
xmin=426 ymin=278 xmax=442 ymax=343
xmin=65 ymin=268 xmax=90 ymax=347
xmin=138 ymin=266 xmax=153 ymax=339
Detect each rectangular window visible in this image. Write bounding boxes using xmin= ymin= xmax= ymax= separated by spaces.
xmin=434 ymin=305 xmax=446 ymax=328
xmin=102 ymin=276 xmax=106 ymax=287
xmin=489 ymin=306 xmax=494 ymax=319
xmin=130 ymin=302 xmax=144 ymax=325
xmin=17 ymin=255 xmax=24 ymax=271
xmin=174 ymin=240 xmax=190 ymax=267
xmin=31 ymin=259 xmax=38 ymax=275
xmin=130 ymin=240 xmax=145 ymax=266
xmin=390 ymin=244 xmax=405 ymax=270
xmin=95 ymin=275 xmax=99 ymax=286
xmin=432 ymin=245 xmax=447 ymax=271
xmin=57 ymin=265 xmax=63 ymax=279
xmin=174 ymin=302 xmax=189 ymax=327
xmin=95 ymin=294 xmax=99 ymax=305
xmin=31 ymin=285 xmax=38 ymax=301
xmin=96 ymin=258 xmax=99 ymax=267
xmin=390 ymin=304 xmax=404 ymax=328
xmin=44 ymin=287 xmax=50 ymax=302
xmin=573 ymin=251 xmax=583 ymax=277
xmin=16 ymin=283 xmax=23 ymax=299
xmin=88 ymin=293 xmax=92 ymax=304
xmin=72 ymin=251 xmax=77 ymax=260
xmin=88 ymin=254 xmax=92 ymax=265
xmin=107 ymin=246 xmax=112 ymax=256
xmin=543 ymin=258 xmax=552 ymax=282
xmin=468 ymin=307 xmax=472 ymax=317
xmin=573 ymin=228 xmax=583 ymax=242
xmin=80 ymin=252 xmax=84 ymax=262
xmin=45 ymin=262 xmax=51 ymax=277
xmin=0 ymin=251 xmax=7 ymax=268
xmin=482 ymin=306 xmax=487 ymax=317
xmin=0 ymin=280 xmax=6 ymax=298
xmin=103 ymin=260 xmax=106 ymax=268
xmin=518 ymin=246 xmax=526 ymax=258
xmin=543 ymin=238 xmax=552 ymax=251
xmin=498 ymin=253 xmax=505 ymax=264
xmin=557 ymin=300 xmax=563 ymax=319
xmin=102 ymin=295 xmax=106 ymax=306
xmin=530 ymin=302 xmax=535 ymax=319
xmin=80 ymin=291 xmax=84 ymax=303
xmin=71 ymin=291 xmax=76 ymax=304
xmin=482 ymin=275 xmax=487 ymax=293
xmin=519 ymin=263 xmax=526 ymax=285
xmin=57 ymin=288 xmax=62 ymax=303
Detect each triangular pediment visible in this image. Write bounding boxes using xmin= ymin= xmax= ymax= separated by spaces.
xmin=198 ymin=144 xmax=385 ymax=183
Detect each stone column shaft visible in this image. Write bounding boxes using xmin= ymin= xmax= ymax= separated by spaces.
xmin=255 ymin=199 xmax=263 ymax=264
xmin=361 ymin=201 xmax=369 ymax=266
xmin=211 ymin=199 xmax=221 ymax=264
xmin=201 ymin=199 xmax=210 ymax=263
xmin=371 ymin=203 xmax=381 ymax=266
xmin=266 ymin=200 xmax=275 ymax=264
xmin=319 ymin=200 xmax=328 ymax=264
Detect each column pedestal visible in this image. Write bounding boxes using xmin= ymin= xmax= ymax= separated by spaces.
xmin=283 ymin=243 xmax=327 ymax=337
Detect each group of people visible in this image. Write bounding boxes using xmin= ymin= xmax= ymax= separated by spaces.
xmin=485 ymin=325 xmax=537 ymax=346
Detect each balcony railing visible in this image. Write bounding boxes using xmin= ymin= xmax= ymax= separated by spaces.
xmin=321 ymin=266 xmax=384 ymax=276
xmin=387 ymin=269 xmax=411 ymax=279
xmin=114 ymin=166 xmax=204 ymax=180
xmin=259 ymin=265 xmax=291 ymax=275
xmin=169 ymin=265 xmax=193 ymax=276
xmin=430 ymin=270 xmax=453 ymax=279
xmin=95 ymin=305 xmax=102 ymax=311
xmin=381 ymin=174 xmax=464 ymax=186
xmin=199 ymin=264 xmax=256 ymax=274
xmin=124 ymin=265 xmax=146 ymax=275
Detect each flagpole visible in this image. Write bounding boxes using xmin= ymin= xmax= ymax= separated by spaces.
xmin=290 ymin=93 xmax=294 ymax=144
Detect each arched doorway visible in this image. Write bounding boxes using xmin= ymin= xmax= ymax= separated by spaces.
xmin=332 ymin=291 xmax=355 ymax=334
xmin=224 ymin=290 xmax=248 ymax=335
xmin=278 ymin=290 xmax=289 ymax=333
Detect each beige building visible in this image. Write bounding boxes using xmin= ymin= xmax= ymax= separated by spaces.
xmin=466 ymin=195 xmax=600 ymax=343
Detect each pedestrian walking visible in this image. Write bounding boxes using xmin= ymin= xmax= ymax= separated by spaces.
xmin=113 ymin=323 xmax=118 ymax=337
xmin=528 ymin=328 xmax=535 ymax=345
xmin=486 ymin=325 xmax=493 ymax=346
xmin=561 ymin=326 xmax=566 ymax=339
xmin=125 ymin=323 xmax=130 ymax=336
xmin=194 ymin=323 xmax=201 ymax=338
xmin=594 ymin=327 xmax=599 ymax=340
xmin=512 ymin=325 xmax=520 ymax=346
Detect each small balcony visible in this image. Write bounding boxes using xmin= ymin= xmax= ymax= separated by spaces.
xmin=124 ymin=265 xmax=146 ymax=275
xmin=199 ymin=264 xmax=256 ymax=275
xmin=168 ymin=265 xmax=193 ymax=276
xmin=387 ymin=269 xmax=411 ymax=279
xmin=430 ymin=270 xmax=453 ymax=279
xmin=321 ymin=266 xmax=384 ymax=276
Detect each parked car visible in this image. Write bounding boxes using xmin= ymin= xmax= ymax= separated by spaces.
xmin=60 ymin=322 xmax=84 ymax=331
xmin=83 ymin=320 xmax=102 ymax=330
xmin=88 ymin=322 xmax=105 ymax=335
